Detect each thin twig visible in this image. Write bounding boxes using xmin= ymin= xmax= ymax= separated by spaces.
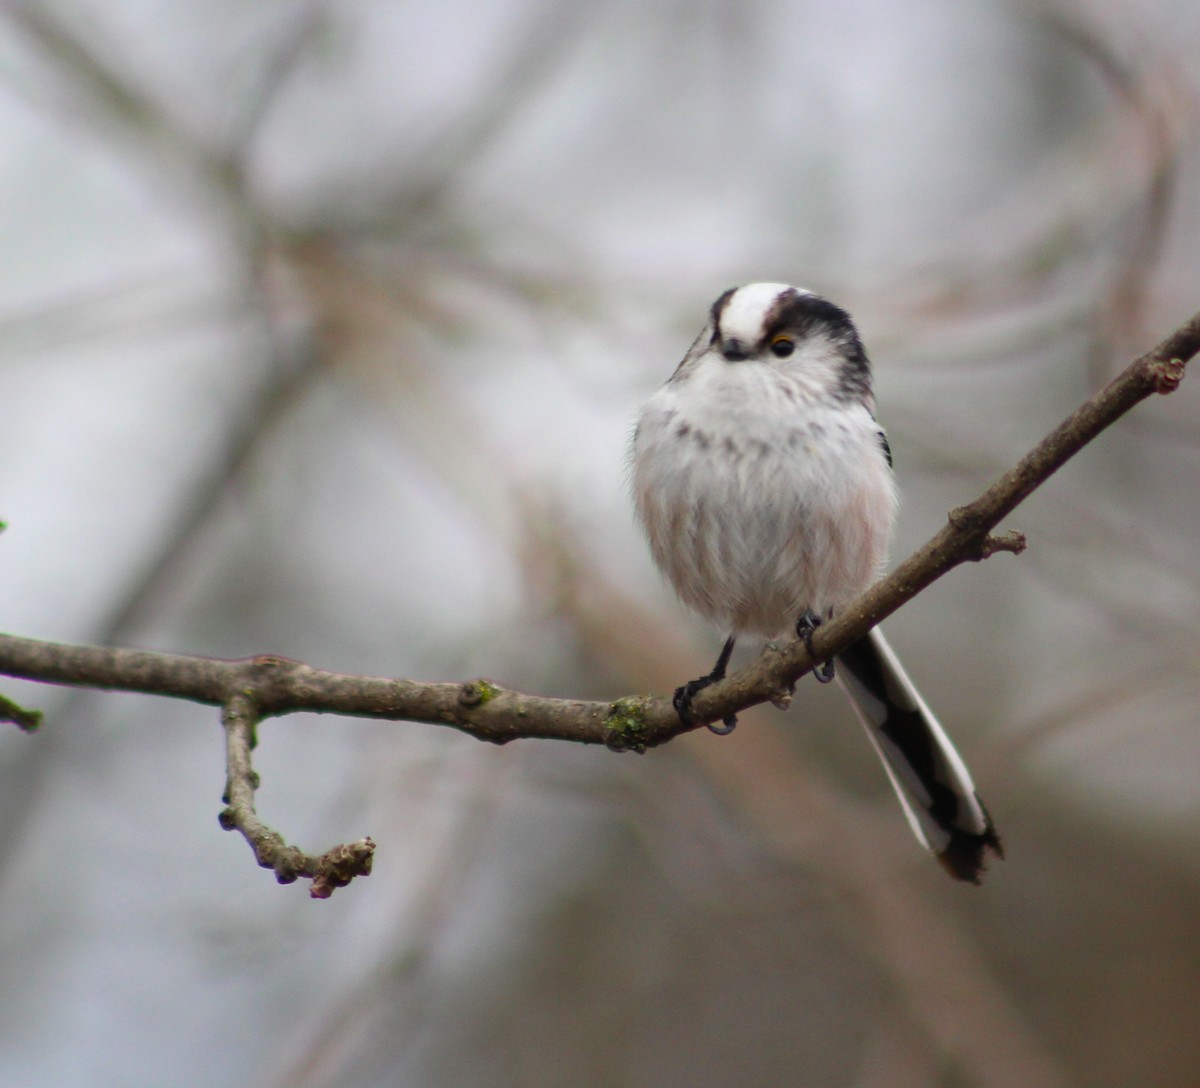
xmin=0 ymin=691 xmax=42 ymax=733
xmin=219 ymin=692 xmax=374 ymax=898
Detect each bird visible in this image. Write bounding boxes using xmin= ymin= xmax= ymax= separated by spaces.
xmin=630 ymin=283 xmax=1002 ymax=882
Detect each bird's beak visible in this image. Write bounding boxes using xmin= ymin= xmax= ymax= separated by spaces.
xmin=720 ymin=338 xmax=751 ymax=362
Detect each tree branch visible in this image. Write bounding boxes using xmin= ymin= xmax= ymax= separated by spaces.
xmin=0 ymin=308 xmax=1195 ymax=891
xmin=218 ymin=693 xmax=374 ymax=899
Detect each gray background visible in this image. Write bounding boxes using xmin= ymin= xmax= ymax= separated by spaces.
xmin=1 ymin=1 xmax=1199 ymax=1085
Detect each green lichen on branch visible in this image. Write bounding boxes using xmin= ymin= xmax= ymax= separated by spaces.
xmin=604 ymin=696 xmax=655 ymax=753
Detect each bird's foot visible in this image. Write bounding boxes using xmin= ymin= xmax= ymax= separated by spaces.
xmin=796 ymin=610 xmax=836 ymax=683
xmin=673 ymin=635 xmax=738 ymax=734
xmin=673 ymin=678 xmax=737 ymax=735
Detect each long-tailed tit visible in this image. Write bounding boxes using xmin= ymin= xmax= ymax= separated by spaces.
xmin=631 ymin=283 xmax=1002 ymax=882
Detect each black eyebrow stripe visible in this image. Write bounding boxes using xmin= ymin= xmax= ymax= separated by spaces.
xmin=709 ymin=287 xmax=738 ymax=339
xmin=764 ymin=291 xmax=856 ymax=340
xmin=761 ymin=287 xmax=801 ymax=339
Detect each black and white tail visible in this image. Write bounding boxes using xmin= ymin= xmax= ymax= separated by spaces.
xmin=836 ymin=629 xmax=1002 ymax=883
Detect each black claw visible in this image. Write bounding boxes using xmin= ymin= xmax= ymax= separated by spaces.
xmin=796 ymin=610 xmax=836 ymax=684
xmin=673 ymin=679 xmax=737 ymax=733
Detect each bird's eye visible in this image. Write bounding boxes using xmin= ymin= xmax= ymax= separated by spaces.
xmin=769 ymin=336 xmax=795 ymax=358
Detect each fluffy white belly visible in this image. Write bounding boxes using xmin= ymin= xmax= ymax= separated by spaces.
xmin=632 ymin=372 xmax=896 ymax=637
